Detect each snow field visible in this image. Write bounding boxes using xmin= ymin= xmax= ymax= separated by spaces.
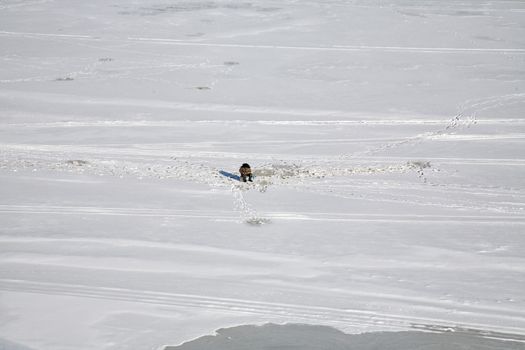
xmin=1 ymin=0 xmax=525 ymax=349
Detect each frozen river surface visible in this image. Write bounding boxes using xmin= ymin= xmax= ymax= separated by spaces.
xmin=1 ymin=0 xmax=525 ymax=349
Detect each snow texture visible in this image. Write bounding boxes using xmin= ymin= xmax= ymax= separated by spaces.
xmin=1 ymin=0 xmax=525 ymax=349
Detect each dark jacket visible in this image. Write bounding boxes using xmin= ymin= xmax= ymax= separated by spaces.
xmin=239 ymin=164 xmax=252 ymax=176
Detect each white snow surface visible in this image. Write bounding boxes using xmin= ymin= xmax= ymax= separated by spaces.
xmin=1 ymin=0 xmax=525 ymax=349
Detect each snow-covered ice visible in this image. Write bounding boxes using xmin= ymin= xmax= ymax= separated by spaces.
xmin=1 ymin=0 xmax=525 ymax=349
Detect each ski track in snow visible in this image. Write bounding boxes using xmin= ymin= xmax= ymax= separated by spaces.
xmin=0 ymin=204 xmax=523 ymax=224
xmin=2 ymin=90 xmax=525 ymax=119
xmin=0 ymin=278 xmax=482 ymax=332
xmin=1 ymin=279 xmax=524 ymax=341
xmin=4 ymin=118 xmax=525 ymax=128
xmin=2 ymin=30 xmax=525 ymax=54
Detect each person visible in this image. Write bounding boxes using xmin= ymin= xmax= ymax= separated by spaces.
xmin=239 ymin=163 xmax=253 ymax=182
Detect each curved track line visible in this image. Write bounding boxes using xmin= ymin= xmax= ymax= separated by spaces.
xmin=2 ymin=279 xmax=524 ymax=338
xmin=0 ymin=279 xmax=413 ymax=332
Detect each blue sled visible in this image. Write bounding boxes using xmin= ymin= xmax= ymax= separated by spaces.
xmin=219 ymin=170 xmax=241 ymax=181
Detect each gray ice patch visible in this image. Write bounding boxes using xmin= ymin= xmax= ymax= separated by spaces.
xmin=164 ymin=323 xmax=525 ymax=350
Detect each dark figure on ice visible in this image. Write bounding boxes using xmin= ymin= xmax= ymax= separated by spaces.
xmin=239 ymin=163 xmax=253 ymax=182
